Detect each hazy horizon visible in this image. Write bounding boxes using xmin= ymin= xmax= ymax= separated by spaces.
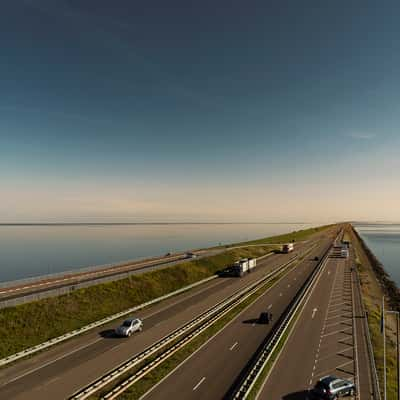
xmin=2 ymin=1 xmax=400 ymax=222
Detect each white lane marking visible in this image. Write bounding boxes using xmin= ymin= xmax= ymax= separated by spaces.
xmin=1 ymin=337 xmax=103 ymax=386
xmin=229 ymin=342 xmax=238 ymax=351
xmin=325 ymin=314 xmax=342 ymax=322
xmin=312 ymin=308 xmax=318 ymax=319
xmin=43 ymin=376 xmax=61 ymax=386
xmin=324 ymin=320 xmax=345 ymax=329
xmin=193 ymin=377 xmax=206 ymax=391
xmin=267 ymin=304 xmax=272 ymax=309
xmin=321 ymin=326 xmax=352 ymax=338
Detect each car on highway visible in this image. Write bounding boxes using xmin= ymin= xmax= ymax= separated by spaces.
xmin=258 ymin=311 xmax=272 ymax=324
xmin=115 ymin=318 xmax=143 ymax=337
xmin=309 ymin=375 xmax=356 ymax=399
xmin=185 ymin=252 xmax=197 ymax=258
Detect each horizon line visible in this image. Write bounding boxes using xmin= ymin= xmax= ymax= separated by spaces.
xmin=0 ymin=221 xmax=317 ymax=226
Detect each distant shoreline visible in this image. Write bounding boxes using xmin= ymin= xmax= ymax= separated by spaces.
xmin=0 ymin=222 xmax=310 ymax=226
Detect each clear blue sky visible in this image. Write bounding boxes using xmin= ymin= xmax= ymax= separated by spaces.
xmin=1 ymin=1 xmax=399 ymax=222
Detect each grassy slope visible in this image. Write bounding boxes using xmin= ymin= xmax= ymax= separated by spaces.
xmin=0 ymin=225 xmax=331 ymax=359
xmin=0 ymin=246 xmax=272 ymax=358
xmin=230 ymin=225 xmax=333 ymax=246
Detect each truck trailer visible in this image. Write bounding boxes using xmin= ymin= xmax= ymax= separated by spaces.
xmin=231 ymin=257 xmax=257 ymax=277
xmin=248 ymin=258 xmax=257 ymax=271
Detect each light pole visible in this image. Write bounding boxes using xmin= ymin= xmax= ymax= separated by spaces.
xmin=386 ymin=309 xmax=400 ymax=400
xmin=383 ymin=296 xmax=386 ymax=400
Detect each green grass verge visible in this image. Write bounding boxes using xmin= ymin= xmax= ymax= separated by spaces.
xmin=0 ymin=224 xmax=332 ymax=360
xmin=96 ymin=269 xmax=289 ymax=400
xmin=231 ymin=224 xmax=334 ymax=246
xmin=0 ymin=245 xmax=271 ymax=359
xmin=352 ymin=232 xmax=397 ymax=399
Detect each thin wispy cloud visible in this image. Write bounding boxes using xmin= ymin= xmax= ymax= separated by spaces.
xmin=348 ymin=132 xmax=376 ymax=140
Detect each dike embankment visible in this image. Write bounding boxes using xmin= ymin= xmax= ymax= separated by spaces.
xmin=352 ymin=226 xmax=400 ymax=310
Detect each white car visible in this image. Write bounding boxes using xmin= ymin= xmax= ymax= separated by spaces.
xmin=185 ymin=252 xmax=197 ymax=258
xmin=115 ymin=318 xmax=143 ymax=337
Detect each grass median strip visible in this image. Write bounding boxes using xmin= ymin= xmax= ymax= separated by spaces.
xmin=231 ymin=225 xmax=333 ymax=247
xmin=0 ymin=245 xmax=275 ymax=359
xmin=0 ymin=224 xmax=332 ymax=361
xmin=91 ymin=267 xmax=292 ymax=400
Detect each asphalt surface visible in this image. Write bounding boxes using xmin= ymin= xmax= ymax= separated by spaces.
xmin=141 ymin=236 xmax=334 ymax=400
xmin=0 ymin=249 xmax=220 ymax=306
xmin=0 ymin=232 xmax=332 ymax=400
xmin=256 ymin=238 xmax=373 ymax=399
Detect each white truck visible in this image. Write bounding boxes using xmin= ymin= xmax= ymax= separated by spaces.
xmin=248 ymin=258 xmax=257 ymax=271
xmin=232 ymin=258 xmax=257 ymax=277
xmin=232 ymin=258 xmax=249 ymax=277
xmin=282 ymin=243 xmax=294 ymax=253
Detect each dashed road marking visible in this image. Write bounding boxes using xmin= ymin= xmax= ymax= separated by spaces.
xmin=193 ymin=377 xmax=206 ymax=391
xmin=229 ymin=342 xmax=238 ymax=351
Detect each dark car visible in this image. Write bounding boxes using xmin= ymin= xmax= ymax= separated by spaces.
xmin=314 ymin=256 xmax=319 ymax=261
xmin=259 ymin=312 xmax=272 ymax=324
xmin=309 ymin=375 xmax=356 ymax=399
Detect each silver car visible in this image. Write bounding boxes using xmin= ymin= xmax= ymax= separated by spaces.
xmin=115 ymin=318 xmax=143 ymax=337
xmin=309 ymin=375 xmax=356 ymax=399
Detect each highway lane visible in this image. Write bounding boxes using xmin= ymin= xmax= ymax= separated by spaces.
xmin=141 ymin=237 xmax=333 ymax=400
xmin=256 ymin=242 xmax=372 ymax=399
xmin=0 ymin=232 xmax=332 ymax=400
xmin=0 ymin=249 xmax=223 ymax=307
xmin=255 ymin=257 xmax=348 ymax=399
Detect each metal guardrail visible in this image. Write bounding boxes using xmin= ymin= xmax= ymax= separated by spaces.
xmin=0 ymin=275 xmax=217 ymax=367
xmin=72 ymin=244 xmax=318 ymax=400
xmin=102 ymin=266 xmax=293 ymax=400
xmin=353 ymin=246 xmax=382 ymax=400
xmin=69 ymin=255 xmax=301 ymax=400
xmin=0 ymin=253 xmax=187 ymax=290
xmin=0 ymin=251 xmax=275 ymax=367
xmin=231 ymin=241 xmax=333 ymax=399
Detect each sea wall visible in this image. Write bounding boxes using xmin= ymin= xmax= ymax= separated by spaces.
xmin=352 ymin=225 xmax=400 ymax=309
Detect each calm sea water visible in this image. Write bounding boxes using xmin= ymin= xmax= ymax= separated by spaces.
xmin=355 ymin=223 xmax=400 ymax=287
xmin=0 ymin=223 xmax=315 ymax=283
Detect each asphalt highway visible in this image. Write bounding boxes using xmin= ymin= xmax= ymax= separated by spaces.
xmin=256 ymin=234 xmax=373 ymax=399
xmin=141 ymin=237 xmax=334 ymax=400
xmin=0 ymin=229 xmax=336 ymax=399
xmin=0 ymin=249 xmax=221 ymax=306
